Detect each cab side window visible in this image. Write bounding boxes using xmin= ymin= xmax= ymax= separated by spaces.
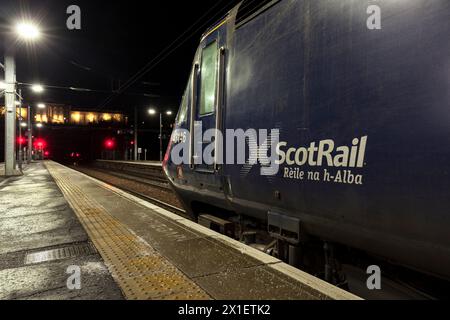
xmin=199 ymin=41 xmax=218 ymax=115
xmin=177 ymin=88 xmax=189 ymax=125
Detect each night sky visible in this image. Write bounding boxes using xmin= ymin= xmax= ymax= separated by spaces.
xmin=0 ymin=0 xmax=242 ymax=161
xmin=0 ymin=0 xmax=241 ymax=110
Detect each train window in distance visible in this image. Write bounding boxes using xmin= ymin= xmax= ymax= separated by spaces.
xmin=199 ymin=41 xmax=218 ymax=116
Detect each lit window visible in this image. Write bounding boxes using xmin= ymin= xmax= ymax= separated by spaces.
xmin=71 ymin=112 xmax=81 ymax=123
xmin=18 ymin=108 xmax=27 ymax=119
xmin=113 ymin=114 xmax=122 ymax=122
xmin=87 ymin=113 xmax=95 ymax=123
xmin=199 ymin=41 xmax=218 ymax=115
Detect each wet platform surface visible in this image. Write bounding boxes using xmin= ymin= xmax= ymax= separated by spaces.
xmin=1 ymin=161 xmax=359 ymax=300
xmin=0 ymin=162 xmax=123 ymax=300
xmin=0 ymin=163 xmax=22 ymax=178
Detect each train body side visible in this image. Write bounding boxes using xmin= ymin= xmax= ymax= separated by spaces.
xmin=165 ymin=0 xmax=450 ymax=280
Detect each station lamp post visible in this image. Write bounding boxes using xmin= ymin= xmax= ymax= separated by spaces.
xmin=7 ymin=90 xmax=45 ymax=166
xmin=148 ymin=108 xmax=173 ymax=162
xmin=2 ymin=21 xmax=41 ymax=176
xmin=22 ymin=99 xmax=46 ymax=164
xmin=16 ymin=89 xmax=24 ymax=170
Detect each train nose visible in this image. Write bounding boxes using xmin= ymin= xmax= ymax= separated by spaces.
xmin=162 ymin=136 xmax=173 ymax=174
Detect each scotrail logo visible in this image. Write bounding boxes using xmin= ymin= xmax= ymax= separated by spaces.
xmin=276 ymin=137 xmax=367 ymax=168
xmin=169 ymin=121 xmax=368 ymax=179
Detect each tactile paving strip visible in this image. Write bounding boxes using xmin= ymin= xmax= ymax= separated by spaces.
xmin=45 ymin=162 xmax=210 ymax=300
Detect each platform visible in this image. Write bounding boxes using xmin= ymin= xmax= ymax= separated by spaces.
xmin=0 ymin=162 xmax=123 ymax=300
xmin=0 ymin=163 xmax=23 ymax=178
xmin=1 ymin=161 xmax=360 ymax=300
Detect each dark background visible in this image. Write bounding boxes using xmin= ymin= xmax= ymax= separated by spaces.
xmin=0 ymin=0 xmax=242 ymax=162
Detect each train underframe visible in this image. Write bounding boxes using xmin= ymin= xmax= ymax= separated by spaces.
xmin=185 ymin=200 xmax=450 ymax=300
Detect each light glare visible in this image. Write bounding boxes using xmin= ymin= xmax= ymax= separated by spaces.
xmin=16 ymin=22 xmax=40 ymax=40
xmin=32 ymin=84 xmax=44 ymax=93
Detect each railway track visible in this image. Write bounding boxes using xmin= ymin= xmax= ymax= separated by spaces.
xmin=107 ymin=181 xmax=189 ymax=219
xmin=70 ymin=165 xmax=189 ymax=218
xmin=90 ymin=166 xmax=171 ymax=190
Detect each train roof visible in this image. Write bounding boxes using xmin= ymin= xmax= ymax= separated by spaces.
xmin=200 ymin=0 xmax=281 ymax=41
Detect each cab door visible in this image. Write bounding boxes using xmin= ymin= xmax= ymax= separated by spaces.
xmin=189 ymin=24 xmax=226 ymax=192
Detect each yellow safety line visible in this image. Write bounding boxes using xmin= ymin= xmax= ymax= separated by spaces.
xmin=45 ymin=162 xmax=210 ymax=300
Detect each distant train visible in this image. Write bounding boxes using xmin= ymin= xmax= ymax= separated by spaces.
xmin=163 ymin=0 xmax=450 ymax=285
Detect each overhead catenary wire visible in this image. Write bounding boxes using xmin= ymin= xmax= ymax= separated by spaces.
xmin=97 ymin=0 xmax=230 ymax=109
xmin=16 ymin=81 xmax=160 ymax=98
xmin=96 ymin=0 xmax=239 ymax=111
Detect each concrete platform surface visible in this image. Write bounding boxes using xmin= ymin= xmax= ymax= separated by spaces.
xmin=43 ymin=161 xmax=359 ymax=300
xmin=0 ymin=162 xmax=123 ymax=300
xmin=0 ymin=163 xmax=23 ymax=178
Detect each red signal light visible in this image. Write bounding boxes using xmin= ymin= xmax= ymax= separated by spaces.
xmin=44 ymin=151 xmax=50 ymax=157
xmin=105 ymin=139 xmax=115 ymax=149
xmin=34 ymin=139 xmax=46 ymax=149
xmin=17 ymin=136 xmax=26 ymax=145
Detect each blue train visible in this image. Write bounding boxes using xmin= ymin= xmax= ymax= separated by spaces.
xmin=163 ymin=0 xmax=450 ymax=285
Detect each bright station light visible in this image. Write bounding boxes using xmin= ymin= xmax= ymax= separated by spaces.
xmin=31 ymin=84 xmax=44 ymax=93
xmin=37 ymin=103 xmax=46 ymax=109
xmin=16 ymin=22 xmax=40 ymax=40
xmin=148 ymin=109 xmax=173 ymax=116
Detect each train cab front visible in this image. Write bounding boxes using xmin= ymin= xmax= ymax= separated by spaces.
xmin=162 ymin=14 xmax=233 ymax=219
xmin=162 ymin=89 xmax=197 ymax=218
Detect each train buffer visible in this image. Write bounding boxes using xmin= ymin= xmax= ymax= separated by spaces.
xmin=198 ymin=214 xmax=235 ymax=239
xmin=0 ymin=161 xmax=360 ymax=300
